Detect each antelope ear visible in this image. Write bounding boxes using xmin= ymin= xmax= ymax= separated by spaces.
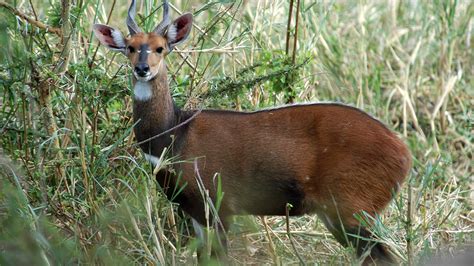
xmin=93 ymin=24 xmax=126 ymax=53
xmin=166 ymin=13 xmax=193 ymax=51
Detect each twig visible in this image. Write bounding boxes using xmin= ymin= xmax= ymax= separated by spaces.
xmin=168 ymin=2 xmax=243 ymax=66
xmin=178 ymin=46 xmax=245 ymax=53
xmin=286 ymin=0 xmax=301 ymax=104
xmin=292 ymin=0 xmax=300 ymax=65
xmin=188 ymin=2 xmax=238 ymax=94
xmin=89 ymin=0 xmax=117 ymax=68
xmin=27 ymin=0 xmax=38 ymax=20
xmin=32 ymin=66 xmax=65 ymax=184
xmin=429 ymin=74 xmax=459 ymax=152
xmin=193 ymin=159 xmax=228 ymax=253
xmin=0 ymin=1 xmax=61 ymax=35
xmin=285 ymin=203 xmax=306 ymax=265
xmin=406 ymin=174 xmax=413 ymax=266
xmin=286 ymin=0 xmax=294 ymax=55
xmin=261 ymin=216 xmax=279 ymax=265
xmin=207 ymin=57 xmax=311 ymax=98
xmin=246 ymin=230 xmax=331 ymax=238
xmin=124 ymin=201 xmax=156 ymax=264
xmin=133 ymin=109 xmax=202 ymax=147
xmin=27 ymin=0 xmax=52 ymax=52
xmin=55 ymin=0 xmax=72 ymax=73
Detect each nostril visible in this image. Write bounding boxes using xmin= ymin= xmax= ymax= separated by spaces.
xmin=135 ymin=64 xmax=150 ymax=77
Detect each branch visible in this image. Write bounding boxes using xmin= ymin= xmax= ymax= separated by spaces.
xmin=286 ymin=0 xmax=294 ymax=55
xmin=286 ymin=203 xmax=306 ymax=265
xmin=0 ymin=1 xmax=61 ymax=35
xmin=133 ymin=109 xmax=203 ymax=147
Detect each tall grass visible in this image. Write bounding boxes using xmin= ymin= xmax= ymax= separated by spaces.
xmin=0 ymin=0 xmax=472 ymax=264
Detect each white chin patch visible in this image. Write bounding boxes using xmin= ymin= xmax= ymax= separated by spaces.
xmin=134 ymin=81 xmax=152 ymax=101
xmin=134 ymin=71 xmax=158 ymax=82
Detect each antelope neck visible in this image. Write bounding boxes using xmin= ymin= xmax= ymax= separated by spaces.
xmin=132 ymin=73 xmax=179 ymax=156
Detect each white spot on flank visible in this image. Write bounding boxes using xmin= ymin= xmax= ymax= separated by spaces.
xmin=144 ymin=153 xmax=161 ymax=166
xmin=134 ymin=81 xmax=152 ymax=101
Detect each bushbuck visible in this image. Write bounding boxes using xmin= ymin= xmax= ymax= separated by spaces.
xmin=93 ymin=0 xmax=412 ymax=264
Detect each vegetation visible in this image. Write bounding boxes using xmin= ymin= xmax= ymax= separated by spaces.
xmin=0 ymin=0 xmax=472 ymax=264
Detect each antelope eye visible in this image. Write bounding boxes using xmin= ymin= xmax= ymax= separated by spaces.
xmin=128 ymin=46 xmax=135 ymax=53
xmin=156 ymin=47 xmax=164 ymax=53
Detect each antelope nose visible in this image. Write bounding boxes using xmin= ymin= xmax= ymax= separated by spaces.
xmin=135 ymin=63 xmax=150 ymax=77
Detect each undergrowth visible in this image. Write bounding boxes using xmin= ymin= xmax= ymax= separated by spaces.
xmin=0 ymin=0 xmax=472 ymax=265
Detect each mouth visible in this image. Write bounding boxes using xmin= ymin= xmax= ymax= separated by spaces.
xmin=133 ymin=72 xmax=153 ymax=82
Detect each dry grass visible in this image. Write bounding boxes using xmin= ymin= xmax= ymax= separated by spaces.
xmin=0 ymin=0 xmax=472 ymax=265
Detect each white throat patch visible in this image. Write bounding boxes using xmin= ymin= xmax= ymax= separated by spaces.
xmin=134 ymin=81 xmax=152 ymax=101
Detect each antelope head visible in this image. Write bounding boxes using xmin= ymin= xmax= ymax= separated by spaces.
xmin=93 ymin=0 xmax=192 ymax=82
